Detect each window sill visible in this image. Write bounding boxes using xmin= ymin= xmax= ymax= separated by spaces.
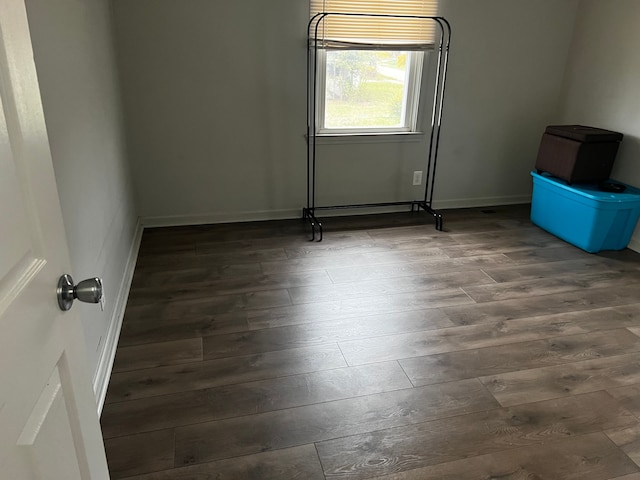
xmin=307 ymin=131 xmax=425 ymax=145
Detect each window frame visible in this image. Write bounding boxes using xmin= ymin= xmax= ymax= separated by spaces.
xmin=315 ymin=48 xmax=425 ymax=136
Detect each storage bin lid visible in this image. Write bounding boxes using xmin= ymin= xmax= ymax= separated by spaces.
xmin=531 ymin=171 xmax=640 ymax=203
xmin=545 ymin=125 xmax=623 ymax=143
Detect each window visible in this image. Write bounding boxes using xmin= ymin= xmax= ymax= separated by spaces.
xmin=318 ymin=49 xmax=423 ymax=133
xmin=310 ymin=0 xmax=439 ymax=135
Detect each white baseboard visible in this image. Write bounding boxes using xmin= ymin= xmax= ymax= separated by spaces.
xmin=432 ymin=194 xmax=532 ymax=210
xmin=141 ymin=196 xmax=533 ymax=228
xmin=93 ymin=218 xmax=143 ymax=416
xmin=315 ymin=205 xmax=414 ymax=217
xmin=627 ymin=235 xmax=640 ymax=253
xmin=141 ymin=208 xmax=302 ymax=228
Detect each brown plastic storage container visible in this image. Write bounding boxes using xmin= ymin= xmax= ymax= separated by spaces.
xmin=535 ymin=125 xmax=623 ymax=184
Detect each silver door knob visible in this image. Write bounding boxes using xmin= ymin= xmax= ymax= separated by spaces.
xmin=57 ymin=274 xmax=103 ymax=311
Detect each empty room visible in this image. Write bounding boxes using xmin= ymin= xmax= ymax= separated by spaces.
xmin=2 ymin=0 xmax=640 ymax=478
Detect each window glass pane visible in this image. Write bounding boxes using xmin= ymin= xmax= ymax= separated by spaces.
xmin=324 ymin=50 xmax=410 ymax=129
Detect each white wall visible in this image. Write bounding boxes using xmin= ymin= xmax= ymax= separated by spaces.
xmin=112 ymin=0 xmax=578 ymax=224
xmin=557 ymin=0 xmax=640 ymax=249
xmin=25 ymin=0 xmax=139 ymax=405
xmin=112 ymin=0 xmax=309 ymax=223
xmin=436 ymin=0 xmax=578 ymax=207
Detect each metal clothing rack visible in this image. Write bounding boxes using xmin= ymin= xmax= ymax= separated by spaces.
xmin=303 ymin=12 xmax=451 ymax=241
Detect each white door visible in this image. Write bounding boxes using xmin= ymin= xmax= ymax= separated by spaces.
xmin=0 ymin=0 xmax=110 ymax=478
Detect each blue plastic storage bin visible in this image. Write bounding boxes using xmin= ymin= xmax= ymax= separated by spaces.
xmin=530 ymin=171 xmax=640 ymax=253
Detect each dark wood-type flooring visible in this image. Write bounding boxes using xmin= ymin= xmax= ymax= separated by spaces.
xmin=101 ymin=205 xmax=640 ymax=479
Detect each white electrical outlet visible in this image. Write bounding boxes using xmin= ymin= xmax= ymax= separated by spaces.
xmin=413 ymin=170 xmax=423 ymax=186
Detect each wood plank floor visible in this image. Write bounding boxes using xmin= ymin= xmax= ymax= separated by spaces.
xmin=101 ymin=205 xmax=640 ymax=479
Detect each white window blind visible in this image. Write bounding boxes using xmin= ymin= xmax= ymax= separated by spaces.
xmin=310 ymin=0 xmax=439 ymax=49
